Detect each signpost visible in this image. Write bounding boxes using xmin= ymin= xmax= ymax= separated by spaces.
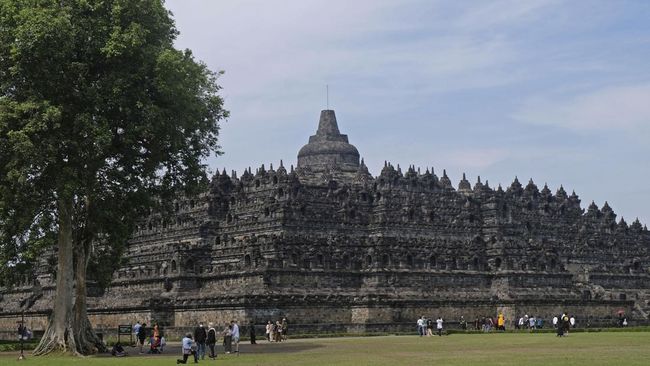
xmin=17 ymin=311 xmax=25 ymax=361
xmin=117 ymin=324 xmax=132 ymax=346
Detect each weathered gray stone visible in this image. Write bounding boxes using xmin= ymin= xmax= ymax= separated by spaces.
xmin=1 ymin=109 xmax=649 ymax=337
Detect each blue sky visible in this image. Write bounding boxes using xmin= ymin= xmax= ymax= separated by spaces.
xmin=165 ymin=0 xmax=650 ymax=225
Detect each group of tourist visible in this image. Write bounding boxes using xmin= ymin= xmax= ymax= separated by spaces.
xmin=177 ymin=320 xmax=241 ymax=364
xmin=416 ymin=312 xmax=585 ymax=335
xmin=265 ymin=318 xmax=288 ymax=342
xmin=515 ymin=315 xmax=546 ymax=330
xmin=123 ymin=318 xmax=290 ymax=361
xmin=416 ymin=316 xmax=445 ymax=336
xmin=553 ymin=313 xmax=576 ymax=336
xmin=16 ymin=323 xmax=33 ymax=341
xmin=472 ymin=314 xmax=507 ymax=332
xmin=132 ymin=321 xmax=166 ymax=354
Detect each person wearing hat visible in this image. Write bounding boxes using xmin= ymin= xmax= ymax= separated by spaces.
xmin=282 ymin=318 xmax=288 ymax=341
xmin=207 ymin=322 xmax=218 ymax=359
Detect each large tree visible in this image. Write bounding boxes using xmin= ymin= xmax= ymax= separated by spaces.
xmin=0 ymin=0 xmax=228 ymax=355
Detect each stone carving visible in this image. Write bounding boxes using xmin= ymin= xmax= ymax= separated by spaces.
xmin=1 ymin=109 xmax=649 ymax=335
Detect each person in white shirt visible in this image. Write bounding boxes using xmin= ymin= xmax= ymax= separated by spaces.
xmin=231 ymin=320 xmax=240 ymax=354
xmin=436 ymin=317 xmax=444 ymax=336
xmin=416 ymin=317 xmax=424 ymax=336
xmin=132 ymin=321 xmax=141 ymax=346
xmin=553 ymin=316 xmax=558 ymax=328
xmin=570 ymin=316 xmax=576 ymax=328
xmin=266 ymin=321 xmax=272 ymax=341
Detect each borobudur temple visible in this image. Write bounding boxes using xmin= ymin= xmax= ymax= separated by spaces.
xmin=1 ymin=109 xmax=649 ymax=338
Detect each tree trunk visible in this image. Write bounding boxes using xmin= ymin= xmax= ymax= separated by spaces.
xmin=73 ymin=240 xmax=107 ymax=354
xmin=33 ymin=196 xmax=77 ymax=355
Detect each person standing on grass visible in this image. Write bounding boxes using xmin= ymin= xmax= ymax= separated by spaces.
xmin=570 ymin=316 xmax=576 ymax=328
xmin=426 ymin=317 xmax=433 ymax=336
xmin=436 ymin=316 xmax=444 ymax=336
xmin=497 ymin=313 xmax=505 ymax=331
xmin=562 ymin=314 xmax=570 ymax=336
xmin=266 ymin=321 xmax=272 ymax=342
xmin=207 ymin=322 xmax=218 ymax=359
xmin=276 ymin=320 xmax=283 ymax=342
xmin=282 ymin=318 xmax=289 ymax=341
xmin=177 ymin=333 xmax=198 ymax=364
xmin=232 ymin=320 xmax=241 ymax=354
xmin=194 ymin=321 xmax=207 ymax=360
xmin=417 ymin=316 xmax=424 ymax=336
xmin=223 ymin=323 xmax=232 ymax=353
xmin=270 ymin=321 xmax=277 ymax=342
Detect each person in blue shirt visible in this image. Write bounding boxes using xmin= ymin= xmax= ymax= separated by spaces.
xmin=231 ymin=320 xmax=240 ymax=354
xmin=177 ymin=333 xmax=198 ymax=364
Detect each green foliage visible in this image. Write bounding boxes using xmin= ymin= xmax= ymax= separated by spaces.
xmin=0 ymin=340 xmax=39 ymax=352
xmin=0 ymin=0 xmax=228 ymax=287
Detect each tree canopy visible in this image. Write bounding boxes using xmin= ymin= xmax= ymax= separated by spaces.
xmin=0 ymin=0 xmax=228 ymax=355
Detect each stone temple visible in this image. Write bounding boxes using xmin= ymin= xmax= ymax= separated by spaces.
xmin=1 ymin=109 xmax=650 ymax=337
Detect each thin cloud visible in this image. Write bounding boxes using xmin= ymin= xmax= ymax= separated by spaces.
xmin=454 ymin=0 xmax=562 ymax=31
xmin=513 ymin=84 xmax=650 ymax=131
xmin=165 ymin=0 xmax=650 ymax=225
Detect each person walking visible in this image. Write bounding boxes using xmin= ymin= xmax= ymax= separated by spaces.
xmin=137 ymin=323 xmax=147 ymax=353
xmin=177 ymin=333 xmax=198 ymax=364
xmin=133 ymin=321 xmax=142 ymax=347
xmin=436 ymin=316 xmax=444 ymax=336
xmin=207 ymin=322 xmax=218 ymax=359
xmin=194 ymin=321 xmax=207 ymax=360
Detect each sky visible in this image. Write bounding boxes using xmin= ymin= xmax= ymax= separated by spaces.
xmin=165 ymin=0 xmax=650 ymax=225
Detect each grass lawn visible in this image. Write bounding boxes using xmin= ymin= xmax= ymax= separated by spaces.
xmin=1 ymin=332 xmax=649 ymax=365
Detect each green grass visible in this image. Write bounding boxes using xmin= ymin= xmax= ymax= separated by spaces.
xmin=2 ymin=332 xmax=650 ymax=365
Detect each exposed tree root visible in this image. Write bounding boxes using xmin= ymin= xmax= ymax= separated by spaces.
xmin=74 ymin=309 xmax=107 ymax=354
xmin=33 ymin=316 xmax=78 ymax=356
